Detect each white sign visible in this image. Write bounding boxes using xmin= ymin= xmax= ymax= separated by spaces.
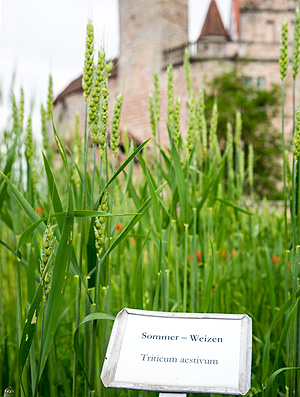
xmin=101 ymin=308 xmax=252 ymax=395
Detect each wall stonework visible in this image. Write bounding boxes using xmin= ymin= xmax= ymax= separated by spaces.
xmin=53 ymin=0 xmax=298 ymax=150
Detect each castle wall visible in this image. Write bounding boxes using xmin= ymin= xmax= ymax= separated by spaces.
xmin=240 ymin=1 xmax=296 ymax=44
xmin=53 ymin=0 xmax=298 ymax=157
xmin=54 ymin=91 xmax=85 ymax=141
xmin=53 ymin=58 xmax=296 ymax=154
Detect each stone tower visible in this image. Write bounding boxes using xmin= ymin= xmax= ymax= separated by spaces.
xmin=119 ymin=0 xmax=188 ymax=78
xmin=118 ymin=0 xmax=188 ymax=142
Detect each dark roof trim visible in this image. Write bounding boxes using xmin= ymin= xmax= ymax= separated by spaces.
xmin=241 ymin=8 xmax=296 ymax=13
xmin=54 ymin=75 xmax=83 ymax=105
xmin=167 ymin=56 xmax=279 ymax=69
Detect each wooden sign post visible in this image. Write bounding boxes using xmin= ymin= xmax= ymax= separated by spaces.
xmin=101 ymin=308 xmax=252 ymax=395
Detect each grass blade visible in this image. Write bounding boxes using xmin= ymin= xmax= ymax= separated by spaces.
xmin=39 ymin=186 xmax=74 ymax=377
xmin=73 ymin=313 xmax=115 ymax=386
xmin=170 ymin=139 xmax=187 ymax=222
xmin=52 ymin=113 xmax=70 ymax=178
xmin=0 ymin=136 xmax=17 ymax=212
xmin=215 ymin=198 xmax=254 ymax=215
xmin=18 ymin=256 xmax=55 ymax=393
xmin=264 ymin=367 xmax=300 ymax=391
xmin=0 ymin=171 xmax=45 ymax=235
xmin=137 ymin=151 xmax=161 ymax=230
xmin=204 ymin=240 xmax=215 ymax=312
xmin=42 ymin=151 xmax=64 ymax=230
xmin=262 ymin=289 xmax=300 ymax=381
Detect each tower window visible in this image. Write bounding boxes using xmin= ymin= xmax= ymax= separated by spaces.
xmin=266 ymin=20 xmax=275 ymax=42
xmin=242 ymin=77 xmax=253 ymax=88
xmin=257 ymin=77 xmax=266 ymax=90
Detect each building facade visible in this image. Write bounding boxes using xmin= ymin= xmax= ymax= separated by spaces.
xmin=53 ymin=0 xmax=298 ymax=147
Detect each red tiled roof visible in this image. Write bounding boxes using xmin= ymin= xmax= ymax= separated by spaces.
xmin=54 ymin=60 xmax=119 ymax=105
xmin=232 ymin=0 xmax=240 ymax=37
xmin=199 ymin=0 xmax=228 ymax=40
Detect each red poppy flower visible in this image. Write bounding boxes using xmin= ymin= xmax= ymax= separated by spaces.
xmin=36 ymin=206 xmax=42 ymax=215
xmin=271 ymin=255 xmax=280 ymax=265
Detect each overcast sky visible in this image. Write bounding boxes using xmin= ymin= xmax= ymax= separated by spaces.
xmin=0 ymin=0 xmax=231 ymax=135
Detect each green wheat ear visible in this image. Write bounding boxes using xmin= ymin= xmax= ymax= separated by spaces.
xmin=99 ymin=78 xmax=109 ymax=157
xmin=89 ymin=48 xmax=106 ymax=145
xmin=94 ymin=191 xmax=108 ymax=258
xmin=294 ymin=107 xmax=300 ymax=161
xmin=40 ymin=226 xmax=55 ymax=301
xmin=279 ymin=18 xmax=289 ymax=80
xmin=11 ymin=92 xmax=19 ymax=137
xmin=19 ymin=88 xmax=24 ymax=134
xmin=148 ymin=92 xmax=156 ymax=137
xmin=238 ymin=145 xmax=245 ymax=190
xmin=292 ymin=7 xmax=300 ymax=78
xmin=41 ymin=104 xmax=48 ymax=153
xmin=153 ymin=70 xmax=161 ymax=122
xmin=184 ymin=46 xmax=192 ymax=95
xmin=122 ymin=126 xmax=130 ymax=156
xmin=173 ymin=96 xmax=181 ymax=146
xmin=82 ymin=20 xmax=94 ymax=101
xmin=111 ymin=92 xmax=123 ymax=157
xmin=197 ymin=88 xmax=207 ymax=154
xmin=46 ymin=74 xmax=53 ymax=121
xmin=209 ymin=101 xmax=220 ymax=161
xmin=186 ymin=93 xmax=196 ymax=160
xmin=25 ymin=115 xmax=33 ymax=164
xmin=3 ymin=387 xmax=14 ymax=396
xmin=167 ymin=64 xmax=174 ymax=129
